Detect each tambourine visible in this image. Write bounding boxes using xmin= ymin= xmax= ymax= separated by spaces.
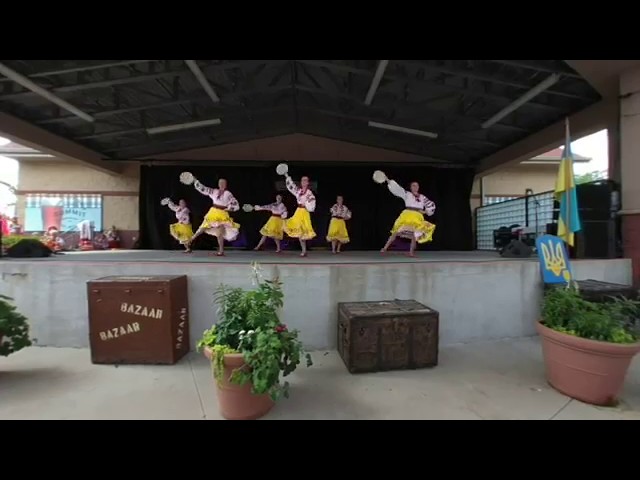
xmin=276 ymin=163 xmax=289 ymax=176
xmin=372 ymin=170 xmax=388 ymax=184
xmin=242 ymin=204 xmax=255 ymax=212
xmin=179 ymin=171 xmax=195 ymax=185
xmin=160 ymin=198 xmax=170 ymax=206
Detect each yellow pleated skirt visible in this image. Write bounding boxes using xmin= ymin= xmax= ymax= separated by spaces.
xmin=169 ymin=223 xmax=194 ymax=244
xmin=199 ymin=207 xmax=240 ymax=242
xmin=390 ymin=209 xmax=436 ymax=244
xmin=326 ymin=218 xmax=350 ymax=244
xmin=260 ymin=216 xmax=285 ymax=240
xmin=284 ymin=207 xmax=316 ymax=240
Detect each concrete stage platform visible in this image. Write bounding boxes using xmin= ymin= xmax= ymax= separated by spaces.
xmin=0 ymin=250 xmax=633 ymax=351
xmin=2 ymin=248 xmax=543 ymax=265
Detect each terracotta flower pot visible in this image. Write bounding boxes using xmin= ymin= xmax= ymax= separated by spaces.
xmin=203 ymin=347 xmax=275 ymax=420
xmin=536 ymin=321 xmax=640 ymax=406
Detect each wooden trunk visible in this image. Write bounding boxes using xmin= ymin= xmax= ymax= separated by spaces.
xmin=546 ymin=279 xmax=639 ymax=303
xmin=87 ymin=275 xmax=189 ymax=365
xmin=337 ymin=299 xmax=439 ymax=374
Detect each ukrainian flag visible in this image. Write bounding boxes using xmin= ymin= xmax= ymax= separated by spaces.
xmin=554 ymin=118 xmax=581 ymax=247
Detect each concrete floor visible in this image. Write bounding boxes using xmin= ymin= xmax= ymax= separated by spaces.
xmin=1 ymin=337 xmax=639 ymax=420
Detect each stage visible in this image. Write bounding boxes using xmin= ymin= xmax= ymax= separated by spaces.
xmin=2 ymin=249 xmax=543 ymax=265
xmin=0 ymin=249 xmax=633 ymax=351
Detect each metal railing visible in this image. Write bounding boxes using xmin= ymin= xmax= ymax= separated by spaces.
xmin=475 ymin=190 xmax=556 ymax=250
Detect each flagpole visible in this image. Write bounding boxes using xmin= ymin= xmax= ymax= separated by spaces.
xmin=565 ymin=117 xmax=571 ymax=244
xmin=564 ymin=117 xmax=575 ymax=286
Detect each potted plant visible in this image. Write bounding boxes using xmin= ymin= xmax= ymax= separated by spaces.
xmin=537 ymin=284 xmax=640 ymax=406
xmin=0 ymin=295 xmax=33 ymax=357
xmin=197 ymin=263 xmax=312 ymax=420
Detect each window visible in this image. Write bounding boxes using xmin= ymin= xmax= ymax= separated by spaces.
xmin=484 ymin=196 xmax=518 ymax=205
xmin=24 ymin=193 xmax=103 ymax=233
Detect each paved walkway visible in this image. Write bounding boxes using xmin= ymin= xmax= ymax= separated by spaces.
xmin=1 ymin=337 xmax=639 ymax=420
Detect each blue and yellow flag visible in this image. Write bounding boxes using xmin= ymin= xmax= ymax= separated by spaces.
xmin=554 ymin=118 xmax=581 ymax=247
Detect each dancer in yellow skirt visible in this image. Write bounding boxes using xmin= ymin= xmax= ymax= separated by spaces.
xmin=187 ymin=177 xmax=240 ymax=256
xmin=379 ymin=177 xmax=436 ymax=257
xmin=253 ymin=194 xmax=288 ymax=253
xmin=326 ymin=195 xmax=352 ymax=254
xmin=161 ymin=197 xmax=194 ymax=253
xmin=280 ymin=171 xmax=316 ymax=257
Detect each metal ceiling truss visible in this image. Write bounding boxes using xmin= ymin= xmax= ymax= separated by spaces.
xmin=0 ymin=60 xmax=601 ymax=165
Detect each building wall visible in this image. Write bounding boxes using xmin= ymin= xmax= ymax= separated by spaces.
xmin=16 ymin=161 xmax=140 ymax=245
xmin=469 ymin=164 xmax=559 ymax=240
xmin=481 ymin=164 xmax=558 ymax=197
xmin=470 ymin=164 xmax=558 ymax=209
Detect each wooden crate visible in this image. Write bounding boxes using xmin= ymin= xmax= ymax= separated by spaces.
xmin=337 ymin=299 xmax=439 ymax=374
xmin=545 ymin=279 xmax=639 ymax=303
xmin=87 ymin=275 xmax=189 ymax=365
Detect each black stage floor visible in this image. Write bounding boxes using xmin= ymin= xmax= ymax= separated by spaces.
xmin=2 ymin=249 xmax=536 ymax=265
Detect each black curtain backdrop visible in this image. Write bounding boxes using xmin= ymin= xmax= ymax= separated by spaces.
xmin=139 ymin=163 xmax=475 ymax=251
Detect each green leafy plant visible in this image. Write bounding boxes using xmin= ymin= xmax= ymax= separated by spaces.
xmin=1 ymin=234 xmax=39 ymax=249
xmin=541 ymin=284 xmax=640 ymax=344
xmin=197 ymin=263 xmax=312 ymax=400
xmin=0 ymin=295 xmax=33 ymax=356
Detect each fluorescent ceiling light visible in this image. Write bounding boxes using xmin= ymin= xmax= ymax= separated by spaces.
xmin=0 ymin=137 xmax=10 ymax=146
xmin=5 ymin=153 xmax=54 ymax=158
xmin=146 ymin=118 xmax=222 ymax=135
xmin=481 ymin=73 xmax=561 ymax=129
xmin=0 ymin=63 xmax=95 ymax=123
xmin=364 ymin=60 xmax=389 ymax=105
xmin=368 ymin=121 xmax=438 ymax=139
xmin=184 ymin=60 xmax=220 ymax=104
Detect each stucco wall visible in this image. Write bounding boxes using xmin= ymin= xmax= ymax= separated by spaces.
xmin=470 ymin=164 xmax=558 ymax=207
xmin=16 ymin=161 xmax=140 ymax=231
xmin=479 ymin=165 xmax=557 ymax=197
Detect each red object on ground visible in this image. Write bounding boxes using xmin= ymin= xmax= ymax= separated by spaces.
xmin=80 ymin=239 xmax=94 ymax=251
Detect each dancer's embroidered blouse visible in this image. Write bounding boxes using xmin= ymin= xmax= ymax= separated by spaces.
xmin=285 ymin=176 xmax=316 ymax=212
xmin=166 ymin=200 xmax=191 ymax=224
xmin=388 ymin=180 xmax=436 ymax=216
xmin=256 ymin=202 xmax=288 ymax=218
xmin=329 ymin=204 xmax=352 ymax=219
xmin=194 ymin=180 xmax=240 ymax=212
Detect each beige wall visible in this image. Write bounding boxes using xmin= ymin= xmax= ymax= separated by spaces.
xmin=476 ymin=164 xmax=558 ymax=197
xmin=16 ymin=161 xmax=140 ymax=231
xmin=469 ymin=164 xmax=559 ymax=229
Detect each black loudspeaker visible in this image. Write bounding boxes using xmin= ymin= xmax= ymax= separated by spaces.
xmin=549 ymin=181 xmax=620 ymax=259
xmin=546 ymin=223 xmax=557 ymax=236
xmin=546 ymin=220 xmax=617 ymax=259
xmin=575 ymin=220 xmax=616 ymax=259
xmin=500 ymin=239 xmax=533 ymax=258
xmin=576 ymin=180 xmax=617 ymax=221
xmin=553 ymin=180 xmax=618 ymax=222
xmin=6 ymin=239 xmax=53 ymax=258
